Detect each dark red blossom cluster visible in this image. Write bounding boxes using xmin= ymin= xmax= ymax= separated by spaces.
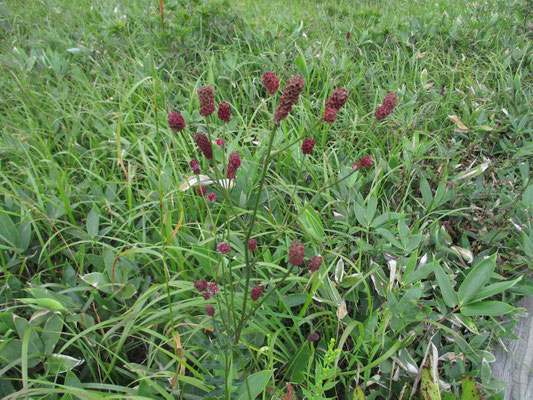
xmin=194 ymin=280 xmax=219 ymax=301
xmin=374 ymin=92 xmax=398 ymax=120
xmin=289 ymin=240 xmax=305 ymax=266
xmin=168 ymin=111 xmax=185 ymax=131
xmin=198 ymin=86 xmax=215 ymax=116
xmin=197 ymin=185 xmax=207 ymax=197
xmin=217 ymin=242 xmax=230 ymax=254
xmin=205 ymin=304 xmax=215 ymax=316
xmin=323 ymin=107 xmax=338 ymax=123
xmin=301 ymin=138 xmax=315 ymax=155
xmin=217 ymin=101 xmax=231 ymax=122
xmin=189 ymin=159 xmax=200 ymax=174
xmin=308 ymin=256 xmax=323 ymax=272
xmin=194 ymin=132 xmax=213 ymax=159
xmin=262 ymin=71 xmax=279 ymax=95
xmin=226 ymin=151 xmax=241 ymax=179
xmin=248 ymin=238 xmax=257 ymax=252
xmin=323 ymin=88 xmax=349 ymax=123
xmin=251 ymin=285 xmax=262 ymax=301
xmin=274 ymin=75 xmax=305 ymax=124
xmin=352 ymin=155 xmax=374 ymax=170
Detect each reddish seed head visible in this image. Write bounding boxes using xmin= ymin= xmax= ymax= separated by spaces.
xmin=207 ymin=192 xmax=216 ymax=202
xmin=194 ymin=132 xmax=213 ymax=159
xmin=168 ymin=111 xmax=185 ymax=131
xmin=217 ymin=101 xmax=231 ymax=122
xmin=289 ymin=240 xmax=305 ymax=266
xmin=217 ymin=242 xmax=230 ymax=254
xmin=196 ymin=185 xmax=207 ymax=197
xmin=198 ymin=86 xmax=215 ymax=116
xmin=307 ymin=332 xmax=320 ymax=343
xmin=346 ymin=32 xmax=351 ymax=40
xmin=375 ymin=92 xmax=397 ymax=120
xmin=202 ymin=292 xmax=212 ymax=300
xmin=248 ymin=238 xmax=257 ymax=252
xmin=189 ymin=159 xmax=200 ymax=174
xmin=353 ymin=156 xmax=374 ymax=170
xmin=262 ymin=71 xmax=280 ymax=95
xmin=205 ymin=304 xmax=215 ymax=316
xmin=301 ymin=138 xmax=316 ymax=155
xmin=274 ymin=75 xmax=305 ymax=124
xmin=194 ymin=279 xmax=208 ymax=291
xmin=323 ymin=107 xmax=338 ymax=123
xmin=308 ymin=256 xmax=323 ymax=272
xmin=325 ymin=88 xmax=349 ymax=111
xmin=226 ymin=151 xmax=241 ymax=180
xmin=216 ymin=138 xmax=224 ymax=147
xmin=251 ymin=285 xmax=262 ymax=301
xmin=208 ymin=282 xmax=219 ymax=295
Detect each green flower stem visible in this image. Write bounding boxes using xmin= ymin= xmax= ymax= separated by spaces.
xmin=235 ymin=123 xmax=278 ymax=343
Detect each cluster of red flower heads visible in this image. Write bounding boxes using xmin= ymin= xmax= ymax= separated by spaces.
xmin=198 ymin=86 xmax=216 ymax=116
xmin=289 ymin=240 xmax=322 ymax=273
xmin=274 ymin=75 xmax=305 ymax=124
xmin=323 ymin=88 xmax=349 ymax=123
xmin=352 ymin=155 xmax=374 ymax=170
xmin=226 ymin=151 xmax=241 ymax=179
xmin=374 ymin=92 xmax=398 ymax=120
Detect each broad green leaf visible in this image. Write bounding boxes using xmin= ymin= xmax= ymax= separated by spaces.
xmin=405 ymin=262 xmax=434 ymax=285
xmin=376 ymin=228 xmax=403 ymax=250
xmin=365 ymin=195 xmax=377 ymax=224
xmin=460 ymin=301 xmax=514 ymax=317
xmin=421 ymin=364 xmax=441 ymax=400
xmin=87 ymin=207 xmax=99 ymax=237
xmin=458 ymin=255 xmax=496 ymax=305
xmin=470 ymin=277 xmax=522 ymax=303
xmin=235 ymin=370 xmax=270 ymax=400
xmin=433 ymin=263 xmax=458 ymax=308
xmin=300 ymin=205 xmax=325 ymax=241
xmin=461 ymin=376 xmax=482 ymax=400
xmin=0 ymin=212 xmax=20 ymax=247
xmin=42 ymin=314 xmax=63 ymax=355
xmin=420 ymin=175 xmax=433 ymax=208
xmin=287 ymin=345 xmax=312 ymax=384
xmin=19 ymin=298 xmax=68 ymax=313
xmin=441 ymin=392 xmax=458 ymax=400
xmin=45 ymin=354 xmax=84 ymax=374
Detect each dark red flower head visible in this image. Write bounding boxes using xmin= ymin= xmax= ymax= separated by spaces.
xmin=323 ymin=107 xmax=338 ymax=123
xmin=208 ymin=282 xmax=219 ymax=295
xmin=308 ymin=256 xmax=323 ymax=272
xmin=207 ymin=192 xmax=216 ymax=202
xmin=189 ymin=159 xmax=200 ymax=174
xmin=251 ymin=285 xmax=262 ymax=301
xmin=205 ymin=304 xmax=215 ymax=316
xmin=325 ymin=88 xmax=349 ymax=111
xmin=202 ymin=291 xmax=212 ymax=300
xmin=197 ymin=185 xmax=207 ymax=197
xmin=307 ymin=332 xmax=320 ymax=343
xmin=248 ymin=238 xmax=257 ymax=252
xmin=346 ymin=32 xmax=351 ymax=40
xmin=198 ymin=86 xmax=215 ymax=116
xmin=289 ymin=240 xmax=305 ymax=266
xmin=374 ymin=92 xmax=397 ymax=120
xmin=194 ymin=279 xmax=208 ymax=292
xmin=352 ymin=155 xmax=374 ymax=170
xmin=262 ymin=71 xmax=280 ymax=95
xmin=216 ymin=138 xmax=224 ymax=147
xmin=226 ymin=151 xmax=241 ymax=179
xmin=217 ymin=242 xmax=230 ymax=254
xmin=194 ymin=132 xmax=213 ymax=159
xmin=274 ymin=75 xmax=305 ymax=124
xmin=301 ymin=138 xmax=316 ymax=155
xmin=217 ymin=101 xmax=231 ymax=122
xmin=168 ymin=111 xmax=185 ymax=131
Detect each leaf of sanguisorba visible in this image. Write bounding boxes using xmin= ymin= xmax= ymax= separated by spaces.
xmin=457 ymin=254 xmax=496 ymax=305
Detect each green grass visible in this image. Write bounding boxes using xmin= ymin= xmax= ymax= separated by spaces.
xmin=0 ymin=0 xmax=532 ymax=398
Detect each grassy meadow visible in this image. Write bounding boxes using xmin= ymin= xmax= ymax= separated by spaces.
xmin=0 ymin=0 xmax=532 ymax=398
